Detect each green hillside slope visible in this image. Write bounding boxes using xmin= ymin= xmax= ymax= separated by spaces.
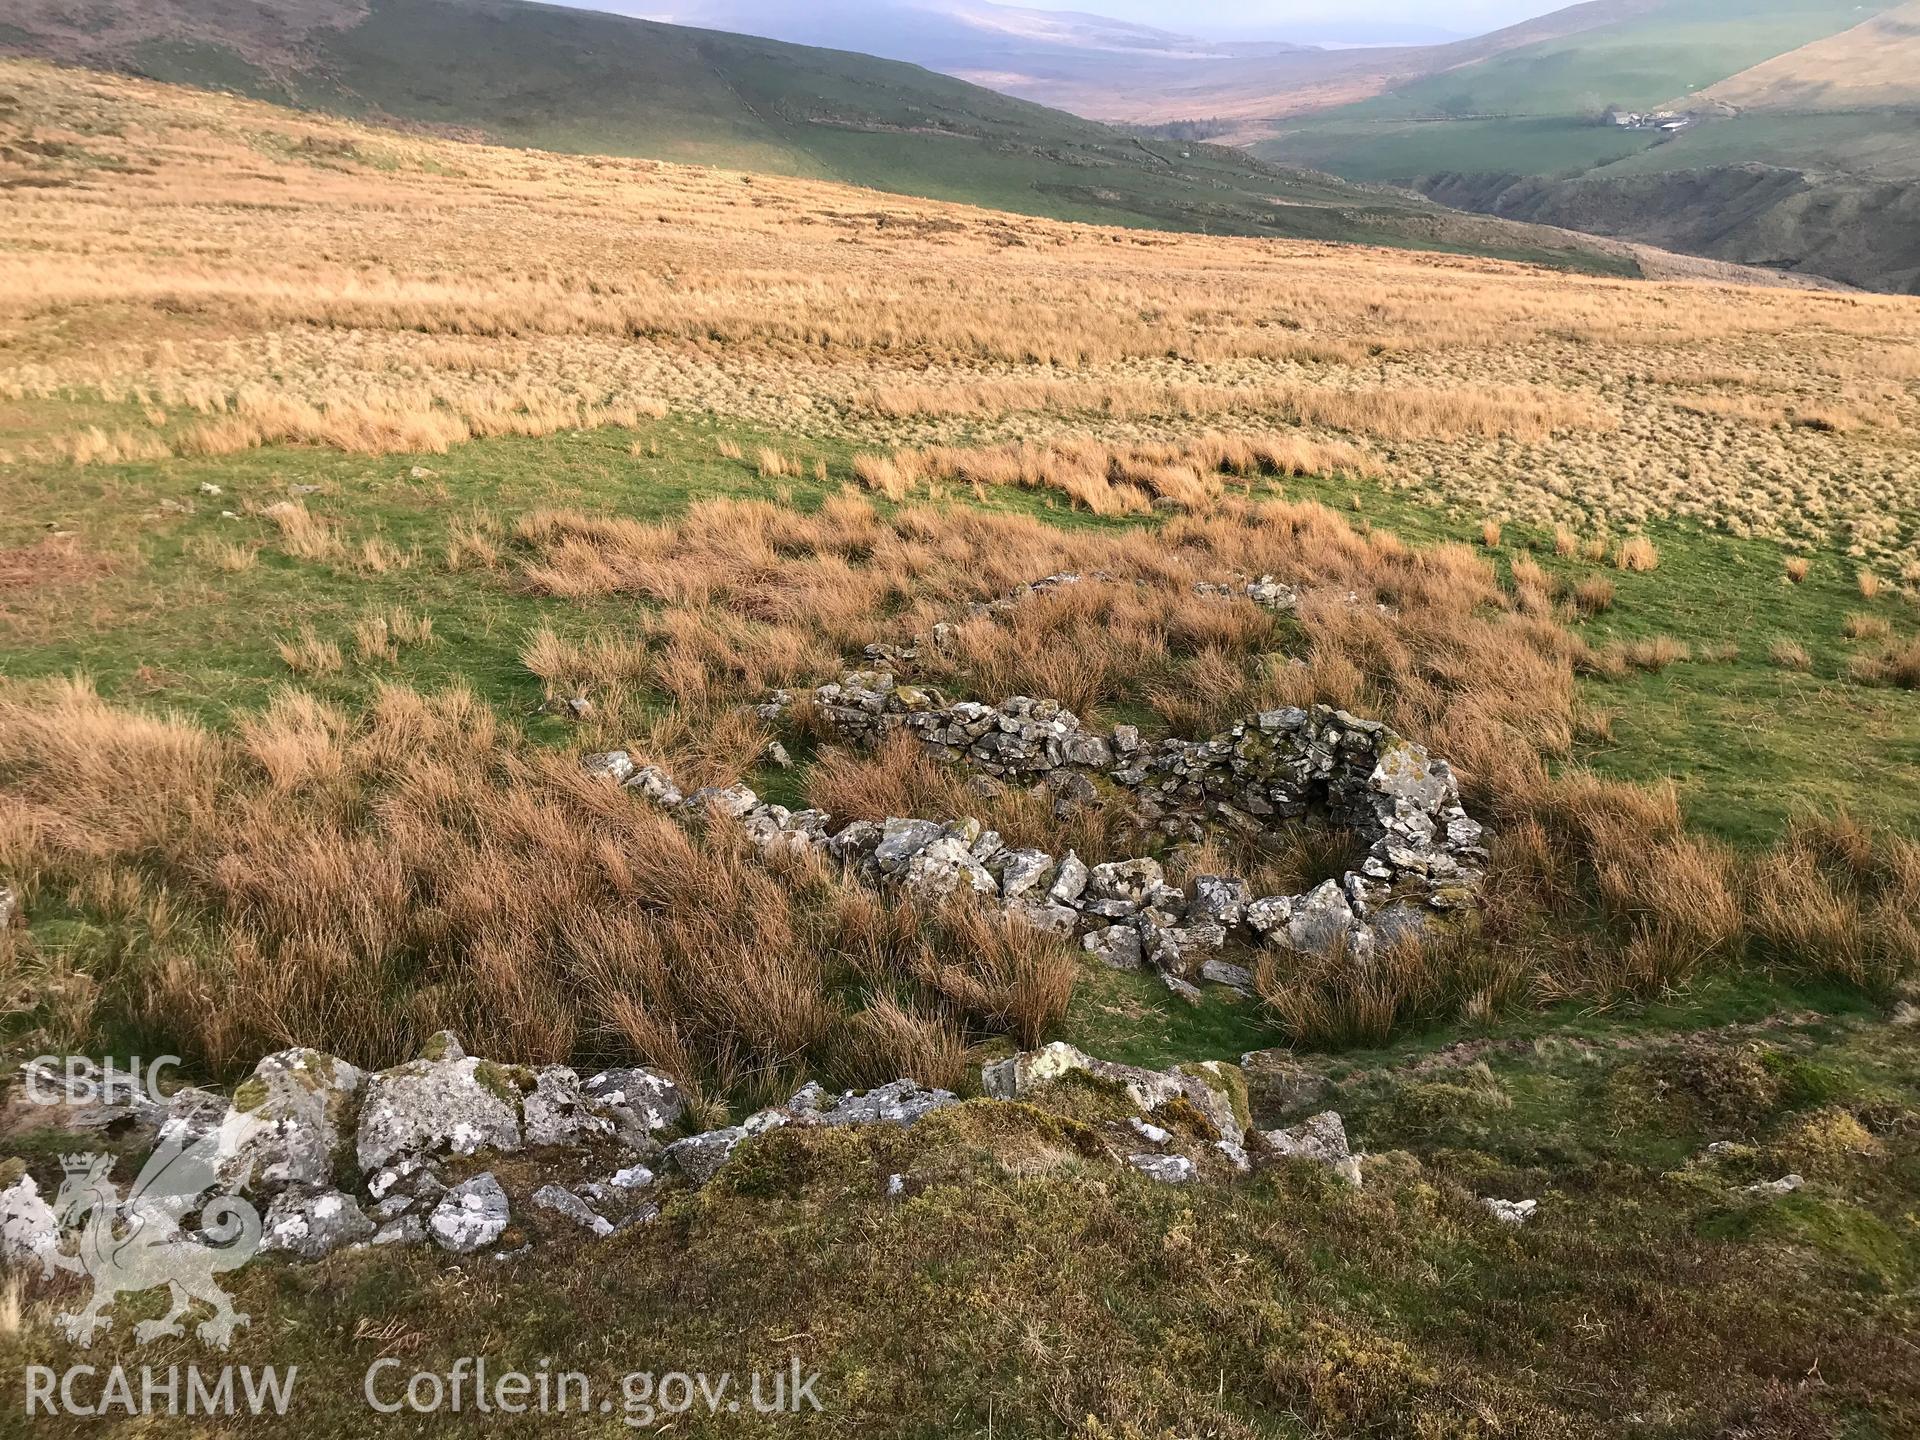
xmin=1343 ymin=0 xmax=1880 ymax=120
xmin=0 ymin=0 xmax=1634 ymax=272
xmin=1251 ymin=0 xmax=1918 ymax=291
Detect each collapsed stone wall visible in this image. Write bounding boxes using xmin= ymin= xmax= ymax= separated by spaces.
xmin=0 ymin=1037 xmax=1374 ymax=1283
xmin=747 ymin=568 xmax=1485 ymax=983
xmin=589 ymin=682 xmax=1484 ymax=1003
xmin=733 ymin=685 xmax=1483 ymax=982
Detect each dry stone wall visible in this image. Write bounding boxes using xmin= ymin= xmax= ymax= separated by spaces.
xmin=744 ymin=570 xmax=1485 ymax=988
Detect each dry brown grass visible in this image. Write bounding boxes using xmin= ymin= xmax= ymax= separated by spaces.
xmin=855 ymin=376 xmax=1611 ymax=443
xmin=506 ymin=490 xmax=1583 ymax=794
xmin=754 ymin=447 xmax=798 ymax=479
xmin=1785 ymin=556 xmax=1813 ymax=584
xmin=1858 ymin=569 xmax=1885 ymax=599
xmin=0 ymin=60 xmax=1916 ymax=568
xmin=1624 ymin=636 xmax=1689 ymax=672
xmin=275 ymin=625 xmax=344 ymax=677
xmin=857 ymin=432 xmax=1379 ymax=516
xmin=3 ymin=475 xmax=1915 ymax=1069
xmin=263 ymin=501 xmax=343 ymax=563
xmin=1844 ymin=613 xmax=1892 ymax=641
xmin=191 ymin=537 xmax=258 ymax=574
xmin=0 ymin=678 xmax=1075 ymax=1088
xmin=1744 ymin=814 xmax=1920 ymax=990
xmin=1848 ymin=637 xmax=1920 ymax=689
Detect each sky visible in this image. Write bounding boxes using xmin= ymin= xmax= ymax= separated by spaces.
xmin=1013 ymin=1 xmax=1561 ymax=38
xmin=623 ymin=2 xmax=1575 ymax=48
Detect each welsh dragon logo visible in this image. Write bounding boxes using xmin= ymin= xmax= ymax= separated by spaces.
xmin=39 ymin=1121 xmax=261 ymax=1349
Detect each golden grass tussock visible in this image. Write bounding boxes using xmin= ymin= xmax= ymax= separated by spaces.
xmin=506 ymin=490 xmax=1590 ymax=797
xmin=263 ymin=501 xmax=343 ymax=563
xmin=190 ymin=537 xmax=258 ymax=574
xmin=864 ymin=432 xmax=1378 ymax=516
xmin=1848 ymin=637 xmax=1920 ymax=689
xmin=275 ymin=625 xmax=344 ymax=677
xmin=854 ymin=376 xmax=1612 ymax=443
xmin=1784 ymin=555 xmax=1812 ymax=584
xmin=1625 ymin=636 xmax=1689 ymax=671
xmin=1572 ymin=575 xmax=1616 ymax=616
xmin=1614 ymin=536 xmax=1660 ymax=573
xmin=1769 ymin=638 xmax=1813 ymax=672
xmin=754 ymin=447 xmax=797 ymax=479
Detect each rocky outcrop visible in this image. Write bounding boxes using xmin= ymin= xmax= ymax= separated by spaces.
xmin=1259 ymin=1111 xmax=1362 ymax=1187
xmin=533 ymin=1183 xmax=615 ymax=1237
xmin=731 ymin=572 xmax=1484 ymax=979
xmin=1482 ymin=1196 xmax=1538 ymax=1225
xmin=792 ymin=1078 xmax=959 ymax=1128
xmin=581 ymin=1068 xmax=687 ymax=1144
xmin=354 ymin=1035 xmax=526 ymax=1173
xmin=5 ymin=1031 xmax=691 ymax=1273
xmin=0 ymin=1168 xmax=60 ymax=1268
xmin=1128 ymin=1153 xmax=1196 ymax=1184
xmin=4 ymin=1028 xmax=1366 ymax=1278
xmin=758 ymin=677 xmax=1483 ymax=931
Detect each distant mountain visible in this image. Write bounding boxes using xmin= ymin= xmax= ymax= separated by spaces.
xmin=0 ymin=0 xmax=1645 ymax=276
xmin=611 ymin=1 xmax=1542 ymax=134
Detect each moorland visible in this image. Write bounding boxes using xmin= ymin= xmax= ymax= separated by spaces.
xmin=1 ymin=53 xmax=1918 ymax=1438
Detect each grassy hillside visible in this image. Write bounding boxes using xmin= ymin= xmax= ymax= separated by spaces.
xmin=1694 ymin=0 xmax=1920 ymax=111
xmin=1252 ymin=0 xmax=1920 ymax=291
xmin=1339 ymin=0 xmax=1882 ymax=119
xmin=0 ymin=0 xmax=1635 ymax=272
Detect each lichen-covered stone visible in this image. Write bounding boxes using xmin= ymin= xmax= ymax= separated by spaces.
xmin=1128 ymin=1153 xmax=1196 ymax=1184
xmin=522 ymin=1066 xmax=617 ymax=1150
xmin=429 ymin=1172 xmax=511 ymax=1254
xmin=1260 ymin=1111 xmax=1362 ymax=1187
xmin=532 ymin=1183 xmax=614 ymax=1237
xmin=581 ymin=751 xmax=636 ymax=784
xmin=215 ymin=1048 xmax=365 ymax=1198
xmin=261 ymin=1188 xmax=374 ymax=1259
xmin=663 ymin=1126 xmax=750 ymax=1186
xmin=1083 ymin=925 xmax=1144 ymax=970
xmin=355 ymin=1043 xmax=523 ymax=1173
xmin=582 ymin=1067 xmax=686 ymax=1143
